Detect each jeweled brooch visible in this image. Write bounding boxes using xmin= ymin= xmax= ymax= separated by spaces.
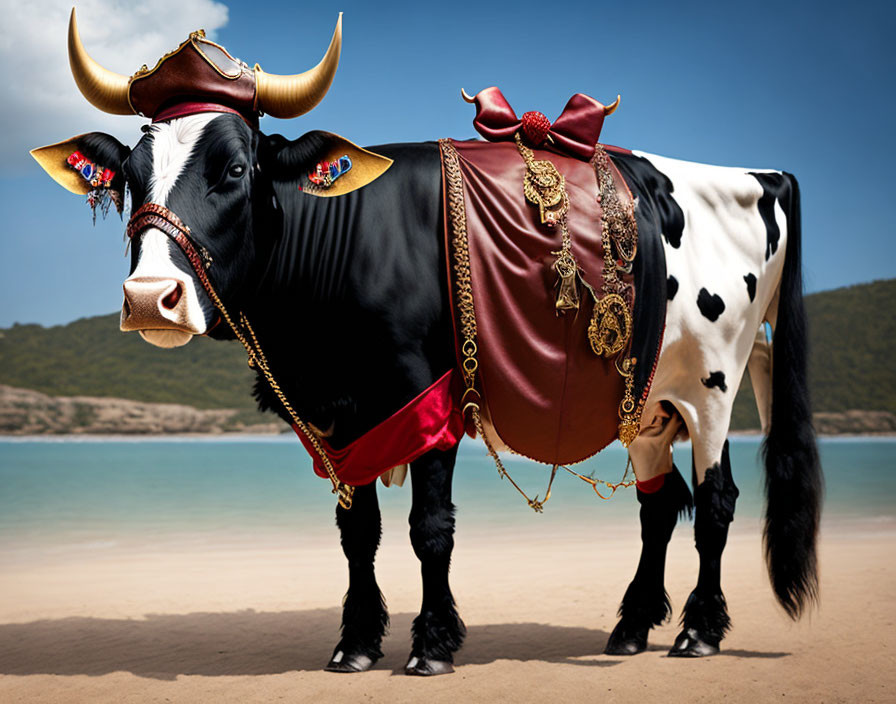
xmin=66 ymin=151 xmax=115 ymax=189
xmin=308 ymin=155 xmax=352 ymax=188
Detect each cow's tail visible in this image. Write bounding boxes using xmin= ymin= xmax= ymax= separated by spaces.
xmin=761 ymin=172 xmax=823 ymax=619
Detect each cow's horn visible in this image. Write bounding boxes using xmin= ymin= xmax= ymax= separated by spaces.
xmin=604 ymin=94 xmax=621 ymax=116
xmin=461 ymin=88 xmax=476 ymax=103
xmin=68 ymin=8 xmax=133 ymax=115
xmin=254 ymin=13 xmax=342 ymax=118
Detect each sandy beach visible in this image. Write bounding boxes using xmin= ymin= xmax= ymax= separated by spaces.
xmin=1 ymin=512 xmax=893 ymax=704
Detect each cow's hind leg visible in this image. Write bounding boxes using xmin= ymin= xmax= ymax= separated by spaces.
xmin=669 ymin=439 xmax=739 ymax=657
xmin=325 ymin=481 xmax=389 ymax=673
xmin=405 ymin=444 xmax=465 ymax=676
xmin=606 ymin=406 xmax=692 ymax=655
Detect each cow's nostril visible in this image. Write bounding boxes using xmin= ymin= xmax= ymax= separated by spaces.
xmin=162 ymin=283 xmax=182 ymax=310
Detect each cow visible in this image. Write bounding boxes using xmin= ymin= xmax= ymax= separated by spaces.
xmin=32 ymin=11 xmax=821 ymax=674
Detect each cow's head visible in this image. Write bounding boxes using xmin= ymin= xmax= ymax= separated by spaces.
xmin=31 ymin=10 xmax=389 ymax=348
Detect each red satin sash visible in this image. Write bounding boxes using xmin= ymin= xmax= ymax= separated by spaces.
xmin=291 ymin=370 xmax=464 ymax=487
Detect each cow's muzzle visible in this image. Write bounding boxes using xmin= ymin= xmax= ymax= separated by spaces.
xmin=120 ymin=275 xmax=202 ymax=347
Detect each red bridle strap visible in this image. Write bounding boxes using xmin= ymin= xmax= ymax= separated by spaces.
xmin=126 ymin=203 xmax=222 ymax=333
xmin=127 ymin=204 xmax=214 ymax=297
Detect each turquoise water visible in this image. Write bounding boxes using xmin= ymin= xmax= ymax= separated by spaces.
xmin=0 ymin=436 xmax=894 ymax=560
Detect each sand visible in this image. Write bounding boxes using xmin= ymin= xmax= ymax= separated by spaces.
xmin=1 ymin=515 xmax=894 ymax=703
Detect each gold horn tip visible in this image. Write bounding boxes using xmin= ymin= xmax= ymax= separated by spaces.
xmin=253 ymin=12 xmax=343 ymax=119
xmin=461 ymin=88 xmax=476 ymax=104
xmin=604 ymin=94 xmax=621 ymax=116
xmin=68 ymin=6 xmax=133 ymax=115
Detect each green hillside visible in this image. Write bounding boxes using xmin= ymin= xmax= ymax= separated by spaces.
xmin=0 ymin=316 xmax=257 ymax=412
xmin=731 ymin=278 xmax=895 ymax=428
xmin=1 ymin=279 xmax=894 ymax=429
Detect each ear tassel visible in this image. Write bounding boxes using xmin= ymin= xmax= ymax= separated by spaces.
xmin=86 ymin=188 xmax=122 ymax=224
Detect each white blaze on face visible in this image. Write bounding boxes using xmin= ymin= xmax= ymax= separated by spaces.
xmin=122 ymin=113 xmax=221 ymax=348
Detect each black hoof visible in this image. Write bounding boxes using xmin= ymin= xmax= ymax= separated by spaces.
xmin=668 ymin=628 xmax=720 ymax=657
xmin=404 ymin=655 xmax=455 ymax=676
xmin=604 ymin=620 xmax=649 ymax=655
xmin=324 ymin=650 xmax=377 ymax=673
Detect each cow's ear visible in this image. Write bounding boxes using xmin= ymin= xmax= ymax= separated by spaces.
xmin=31 ymin=132 xmax=129 ymax=211
xmin=260 ymin=130 xmax=392 ymax=198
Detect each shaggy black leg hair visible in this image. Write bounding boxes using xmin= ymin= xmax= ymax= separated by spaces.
xmin=405 ymin=444 xmax=466 ymax=676
xmin=605 ymin=465 xmax=693 ymax=655
xmin=669 ymin=441 xmax=738 ymax=657
xmin=325 ymin=481 xmax=389 ymax=673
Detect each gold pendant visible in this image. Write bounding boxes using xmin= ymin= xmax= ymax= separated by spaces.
xmin=552 ymin=249 xmax=580 ymax=311
xmin=587 ymin=293 xmax=632 ymax=357
xmin=616 ymin=356 xmax=639 ymax=447
xmin=516 ymin=132 xmax=568 ymax=227
xmin=523 ymin=162 xmax=568 ymax=226
xmin=618 ymin=415 xmax=640 ymax=448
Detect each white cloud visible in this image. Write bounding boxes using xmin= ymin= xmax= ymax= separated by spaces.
xmin=4 ymin=0 xmax=229 ymax=169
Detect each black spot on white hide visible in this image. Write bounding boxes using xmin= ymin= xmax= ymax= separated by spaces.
xmin=744 ymin=273 xmax=757 ymax=302
xmin=701 ymin=371 xmax=728 ymax=392
xmin=750 ymin=172 xmax=791 ymax=262
xmin=667 ymin=275 xmax=679 ymax=301
xmin=697 ymin=288 xmax=725 ymax=322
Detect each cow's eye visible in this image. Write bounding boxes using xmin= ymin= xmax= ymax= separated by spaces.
xmin=228 ymin=164 xmax=246 ymax=178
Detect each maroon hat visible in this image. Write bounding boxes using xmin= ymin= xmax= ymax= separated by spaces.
xmin=128 ymin=32 xmax=258 ymax=123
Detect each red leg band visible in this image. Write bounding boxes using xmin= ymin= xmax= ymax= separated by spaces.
xmin=636 ymin=474 xmax=666 ymax=494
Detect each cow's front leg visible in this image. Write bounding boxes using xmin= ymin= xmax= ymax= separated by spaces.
xmin=325 ymin=481 xmax=388 ymax=673
xmin=669 ymin=440 xmax=739 ymax=657
xmin=405 ymin=444 xmax=465 ymax=676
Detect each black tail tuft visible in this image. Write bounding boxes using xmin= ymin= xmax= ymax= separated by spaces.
xmin=760 ymin=172 xmax=823 ymax=619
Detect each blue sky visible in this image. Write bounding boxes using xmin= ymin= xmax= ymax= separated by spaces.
xmin=2 ymin=0 xmax=894 ymax=327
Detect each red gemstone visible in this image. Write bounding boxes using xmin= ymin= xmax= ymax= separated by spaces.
xmin=521 ymin=111 xmax=551 ymax=145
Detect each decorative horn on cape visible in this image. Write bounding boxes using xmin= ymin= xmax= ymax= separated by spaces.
xmin=254 ymin=13 xmax=343 ymax=118
xmin=604 ymin=94 xmax=621 ymax=115
xmin=68 ymin=8 xmax=133 ymax=115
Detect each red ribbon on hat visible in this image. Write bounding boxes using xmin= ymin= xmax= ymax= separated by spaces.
xmin=466 ymin=87 xmax=612 ymax=161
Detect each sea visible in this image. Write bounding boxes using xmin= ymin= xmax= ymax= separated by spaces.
xmin=0 ymin=436 xmax=894 ymax=564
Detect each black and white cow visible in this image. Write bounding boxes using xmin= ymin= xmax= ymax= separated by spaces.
xmin=35 ymin=12 xmax=820 ymax=675
xmin=36 ymin=110 xmax=822 ymax=670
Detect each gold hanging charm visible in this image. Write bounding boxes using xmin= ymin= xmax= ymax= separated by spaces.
xmin=590 ymin=144 xmax=642 ymax=445
xmin=552 ymin=248 xmax=580 ymax=311
xmin=587 ymin=292 xmax=632 ymax=357
xmin=616 ymin=356 xmax=640 ymax=448
xmin=515 ymin=132 xmax=580 ymax=312
xmin=517 ymin=133 xmax=569 ymax=226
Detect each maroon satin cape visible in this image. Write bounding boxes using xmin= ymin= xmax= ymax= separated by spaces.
xmin=446 ymin=140 xmax=632 ymax=465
